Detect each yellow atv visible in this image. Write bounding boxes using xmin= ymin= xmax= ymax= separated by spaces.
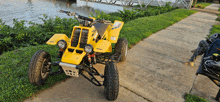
xmin=28 ymin=10 xmax=128 ymax=101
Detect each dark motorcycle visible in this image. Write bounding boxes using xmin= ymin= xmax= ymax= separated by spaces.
xmin=196 ymin=39 xmax=220 ymax=101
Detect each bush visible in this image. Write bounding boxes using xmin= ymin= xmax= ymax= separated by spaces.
xmin=90 ymin=4 xmax=177 ymax=23
xmin=0 ymin=15 xmax=78 ymax=54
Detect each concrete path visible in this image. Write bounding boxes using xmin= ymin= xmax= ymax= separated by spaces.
xmin=191 ymin=4 xmax=220 ymax=15
xmin=205 ymin=4 xmax=220 ymax=11
xmin=25 ymin=4 xmax=220 ymax=102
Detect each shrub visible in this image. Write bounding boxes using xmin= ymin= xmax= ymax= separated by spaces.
xmin=90 ymin=4 xmax=177 ymax=22
xmin=0 ymin=15 xmax=78 ymax=54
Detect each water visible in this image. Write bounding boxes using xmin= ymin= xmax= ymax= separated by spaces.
xmin=0 ymin=0 xmax=124 ymax=26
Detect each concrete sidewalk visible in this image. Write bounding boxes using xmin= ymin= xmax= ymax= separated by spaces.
xmin=25 ymin=4 xmax=220 ymax=102
xmin=117 ymin=12 xmax=217 ymax=102
xmin=191 ymin=4 xmax=220 ymax=14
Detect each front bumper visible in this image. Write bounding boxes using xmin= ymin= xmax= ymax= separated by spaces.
xmin=53 ymin=61 xmax=82 ymax=77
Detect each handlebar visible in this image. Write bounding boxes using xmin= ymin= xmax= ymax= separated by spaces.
xmin=78 ymin=15 xmax=94 ymax=22
xmin=59 ymin=10 xmax=70 ymax=14
xmin=58 ymin=10 xmax=94 ymax=22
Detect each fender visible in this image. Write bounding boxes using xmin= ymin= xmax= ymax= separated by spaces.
xmin=109 ymin=20 xmax=124 ymax=43
xmin=46 ymin=34 xmax=69 ymax=45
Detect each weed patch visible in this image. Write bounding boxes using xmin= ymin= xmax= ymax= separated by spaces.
xmin=185 ymin=93 xmax=209 ymax=102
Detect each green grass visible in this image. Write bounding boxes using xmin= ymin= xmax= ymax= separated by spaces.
xmin=0 ymin=45 xmax=68 ymax=102
xmin=207 ymin=14 xmax=220 ymax=37
xmin=194 ymin=2 xmax=212 ymax=9
xmin=185 ymin=93 xmax=209 ymax=102
xmin=208 ymin=25 xmax=220 ymax=37
xmin=216 ymin=14 xmax=220 ymax=21
xmin=119 ymin=9 xmax=197 ymax=47
xmin=218 ymin=8 xmax=220 ymax=11
xmin=0 ymin=9 xmax=197 ymax=102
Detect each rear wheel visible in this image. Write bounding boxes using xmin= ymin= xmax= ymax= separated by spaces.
xmin=28 ymin=50 xmax=51 ymax=86
xmin=115 ymin=38 xmax=128 ymax=62
xmin=104 ymin=62 xmax=119 ymax=101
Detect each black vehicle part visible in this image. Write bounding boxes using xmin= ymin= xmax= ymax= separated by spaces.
xmin=59 ymin=10 xmax=94 ymax=22
xmin=80 ymin=66 xmax=103 ymax=86
xmin=197 ymin=55 xmax=220 ymax=101
xmin=93 ymin=23 xmax=109 ymax=37
xmin=205 ymin=39 xmax=220 ymax=58
xmin=71 ymin=28 xmax=81 ymax=47
xmin=59 ymin=10 xmax=70 ymax=13
xmin=77 ymin=15 xmax=94 ymax=22
xmin=80 ymin=20 xmax=90 ymax=27
xmin=57 ymin=51 xmax=64 ymax=58
xmin=80 ymin=29 xmax=88 ymax=48
xmin=28 ymin=50 xmax=51 ymax=86
xmin=104 ymin=62 xmax=119 ymax=101
xmin=115 ymin=38 xmax=128 ymax=62
xmin=50 ymin=66 xmax=64 ymax=76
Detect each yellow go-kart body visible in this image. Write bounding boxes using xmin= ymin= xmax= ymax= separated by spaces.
xmin=46 ymin=20 xmax=124 ymax=65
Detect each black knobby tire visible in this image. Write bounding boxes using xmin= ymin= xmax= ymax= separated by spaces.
xmin=115 ymin=38 xmax=128 ymax=62
xmin=28 ymin=50 xmax=51 ymax=86
xmin=104 ymin=62 xmax=119 ymax=101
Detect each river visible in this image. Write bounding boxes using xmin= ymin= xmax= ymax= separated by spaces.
xmin=0 ymin=0 xmax=124 ymax=26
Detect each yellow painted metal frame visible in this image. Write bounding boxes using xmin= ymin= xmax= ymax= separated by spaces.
xmin=46 ymin=20 xmax=124 ymax=65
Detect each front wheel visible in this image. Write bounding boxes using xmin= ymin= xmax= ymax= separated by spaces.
xmin=28 ymin=50 xmax=51 ymax=86
xmin=104 ymin=62 xmax=119 ymax=101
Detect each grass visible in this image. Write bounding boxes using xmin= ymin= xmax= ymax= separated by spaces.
xmin=0 ymin=9 xmax=197 ymax=102
xmin=0 ymin=45 xmax=68 ymax=102
xmin=216 ymin=14 xmax=220 ymax=21
xmin=194 ymin=2 xmax=212 ymax=9
xmin=208 ymin=15 xmax=220 ymax=37
xmin=185 ymin=93 xmax=209 ymax=102
xmin=208 ymin=25 xmax=220 ymax=37
xmin=119 ymin=9 xmax=197 ymax=47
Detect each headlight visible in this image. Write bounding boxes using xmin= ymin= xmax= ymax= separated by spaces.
xmin=84 ymin=44 xmax=93 ymax=53
xmin=57 ymin=40 xmax=67 ymax=49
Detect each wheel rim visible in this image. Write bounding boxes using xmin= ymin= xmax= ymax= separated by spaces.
xmin=41 ymin=59 xmax=49 ymax=79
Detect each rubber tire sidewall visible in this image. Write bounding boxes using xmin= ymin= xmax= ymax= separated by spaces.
xmin=28 ymin=50 xmax=51 ymax=86
xmin=115 ymin=38 xmax=128 ymax=62
xmin=104 ymin=62 xmax=119 ymax=101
